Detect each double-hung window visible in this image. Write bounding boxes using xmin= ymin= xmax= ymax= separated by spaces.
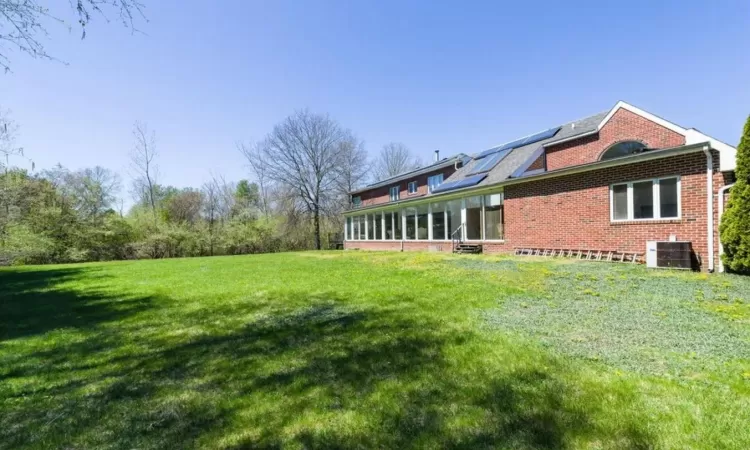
xmin=427 ymin=174 xmax=443 ymax=193
xmin=408 ymin=181 xmax=418 ymax=194
xmin=351 ymin=196 xmax=361 ymax=208
xmin=610 ymin=176 xmax=680 ymax=221
xmin=389 ymin=186 xmax=400 ymax=201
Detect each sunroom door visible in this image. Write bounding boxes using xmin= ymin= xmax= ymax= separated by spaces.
xmin=465 ymin=196 xmax=482 ymax=240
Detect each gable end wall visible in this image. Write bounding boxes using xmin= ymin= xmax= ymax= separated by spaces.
xmin=546 ymin=108 xmax=686 ymax=171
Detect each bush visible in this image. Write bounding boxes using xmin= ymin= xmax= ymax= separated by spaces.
xmin=720 ymin=115 xmax=750 ymax=273
xmin=0 ymin=224 xmax=55 ymax=265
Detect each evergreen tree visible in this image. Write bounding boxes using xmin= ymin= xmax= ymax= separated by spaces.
xmin=720 ymin=115 xmax=750 ymax=273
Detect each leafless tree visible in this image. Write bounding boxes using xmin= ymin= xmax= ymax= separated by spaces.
xmin=207 ymin=172 xmax=235 ymax=222
xmin=70 ymin=166 xmax=121 ymax=219
xmin=335 ymin=139 xmax=369 ymax=201
xmin=373 ymin=142 xmax=421 ymax=181
xmin=238 ymin=140 xmax=272 ymax=218
xmin=0 ymin=0 xmax=146 ymax=73
xmin=164 ymin=188 xmax=202 ymax=225
xmin=260 ymin=110 xmax=355 ymax=250
xmin=0 ymin=107 xmax=30 ymax=170
xmin=130 ymin=121 xmax=158 ymax=223
xmin=201 ymin=179 xmax=220 ymax=256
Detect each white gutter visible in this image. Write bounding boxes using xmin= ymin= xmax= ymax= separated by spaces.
xmin=717 ymin=183 xmax=735 ymax=273
xmin=702 ymin=146 xmax=715 ymax=272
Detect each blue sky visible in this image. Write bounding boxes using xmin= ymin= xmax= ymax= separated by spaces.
xmin=2 ymin=0 xmax=749 ymax=199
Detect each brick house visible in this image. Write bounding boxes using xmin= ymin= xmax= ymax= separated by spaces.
xmin=343 ymin=102 xmax=737 ymax=272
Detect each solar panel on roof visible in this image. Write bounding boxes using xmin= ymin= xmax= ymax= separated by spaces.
xmin=476 ymin=146 xmax=502 ymax=159
xmin=476 ymin=127 xmax=559 ymax=160
xmin=467 ymin=148 xmax=511 ymax=175
xmin=520 ymin=126 xmax=561 ymax=147
xmin=431 ymin=174 xmax=487 ymax=194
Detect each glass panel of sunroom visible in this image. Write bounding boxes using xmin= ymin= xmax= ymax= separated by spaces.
xmin=446 ymin=199 xmax=461 ymax=239
xmin=466 ymin=196 xmax=482 ymax=240
xmin=352 ymin=217 xmax=359 ymax=240
xmin=372 ymin=212 xmax=381 ymax=240
xmin=384 ymin=211 xmax=393 ymax=239
xmin=431 ymin=202 xmax=446 ymax=240
xmin=359 ymin=215 xmax=366 ymax=240
xmin=416 ymin=204 xmax=429 ymax=240
xmin=484 ymin=194 xmax=503 ymax=240
xmin=405 ymin=207 xmax=417 ymax=240
xmin=394 ymin=210 xmax=403 ymax=240
xmin=366 ymin=214 xmax=374 ymax=239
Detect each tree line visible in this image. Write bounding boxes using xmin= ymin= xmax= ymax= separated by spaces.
xmin=0 ymin=108 xmax=425 ymax=265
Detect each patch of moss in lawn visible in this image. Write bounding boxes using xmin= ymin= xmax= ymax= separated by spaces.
xmin=484 ymin=262 xmax=750 ymax=379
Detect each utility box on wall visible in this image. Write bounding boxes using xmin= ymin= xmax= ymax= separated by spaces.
xmin=646 ymin=241 xmax=693 ymax=269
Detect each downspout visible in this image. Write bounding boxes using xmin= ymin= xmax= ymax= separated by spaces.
xmin=717 ymin=183 xmax=735 ymax=273
xmin=702 ymin=146 xmax=715 ymax=272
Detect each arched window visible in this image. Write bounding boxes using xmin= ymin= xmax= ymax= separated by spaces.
xmin=600 ymin=141 xmax=648 ymax=160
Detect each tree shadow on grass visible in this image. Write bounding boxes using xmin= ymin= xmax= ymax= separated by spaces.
xmin=1 ymin=291 xmax=655 ymax=449
xmin=0 ymin=267 xmax=153 ymax=342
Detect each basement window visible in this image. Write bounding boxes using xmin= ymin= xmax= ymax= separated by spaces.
xmin=610 ymin=176 xmax=680 ymax=221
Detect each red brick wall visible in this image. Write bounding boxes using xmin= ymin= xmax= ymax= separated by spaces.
xmin=347 ymin=152 xmax=726 ymax=270
xmin=527 ymin=154 xmax=545 ymax=171
xmin=503 ymin=151 xmax=722 ymax=270
xmin=546 ymin=108 xmax=686 ymax=171
xmin=354 ymin=166 xmax=457 ymax=208
xmin=344 ymin=240 xmax=512 ymax=254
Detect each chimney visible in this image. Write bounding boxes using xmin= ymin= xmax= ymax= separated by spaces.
xmin=434 ymin=150 xmax=440 ymax=162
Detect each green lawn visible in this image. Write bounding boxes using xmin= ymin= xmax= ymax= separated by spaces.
xmin=1 ymin=252 xmax=749 ymax=449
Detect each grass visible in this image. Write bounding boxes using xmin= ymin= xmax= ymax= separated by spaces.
xmin=0 ymin=252 xmax=749 ymax=449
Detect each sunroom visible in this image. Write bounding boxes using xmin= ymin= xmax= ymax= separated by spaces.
xmin=345 ymin=191 xmax=505 ymax=243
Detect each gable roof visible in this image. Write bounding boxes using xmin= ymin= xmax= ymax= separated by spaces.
xmin=348 ymin=101 xmax=737 ymax=207
xmin=442 ymin=101 xmax=736 ymax=192
xmin=446 ymin=110 xmax=608 ymax=188
xmin=350 ymin=153 xmax=467 ymax=195
xmin=541 ymin=101 xmax=736 ymax=170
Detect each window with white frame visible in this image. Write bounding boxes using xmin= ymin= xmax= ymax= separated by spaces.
xmin=427 ymin=174 xmax=443 ymax=193
xmin=389 ymin=186 xmax=400 ymax=201
xmin=610 ymin=176 xmax=680 ymax=221
xmin=408 ymin=181 xmax=418 ymax=194
xmin=351 ymin=196 xmax=361 ymax=207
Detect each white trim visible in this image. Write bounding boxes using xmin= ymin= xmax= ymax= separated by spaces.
xmin=407 ymin=181 xmax=418 ymax=194
xmin=687 ymin=129 xmax=736 ymax=172
xmin=598 ymin=101 xmax=687 ymax=136
xmin=702 ymin=147 xmax=715 ymax=272
xmin=609 ymin=176 xmax=681 ymax=222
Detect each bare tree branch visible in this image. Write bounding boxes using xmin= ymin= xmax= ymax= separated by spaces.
xmin=0 ymin=0 xmax=146 ymax=73
xmin=259 ymin=110 xmax=356 ymax=249
xmin=129 ymin=121 xmax=158 ymax=223
xmin=373 ymin=142 xmax=421 ymax=181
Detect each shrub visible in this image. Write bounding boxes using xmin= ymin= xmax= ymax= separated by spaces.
xmin=720 ymin=115 xmax=750 ymax=273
